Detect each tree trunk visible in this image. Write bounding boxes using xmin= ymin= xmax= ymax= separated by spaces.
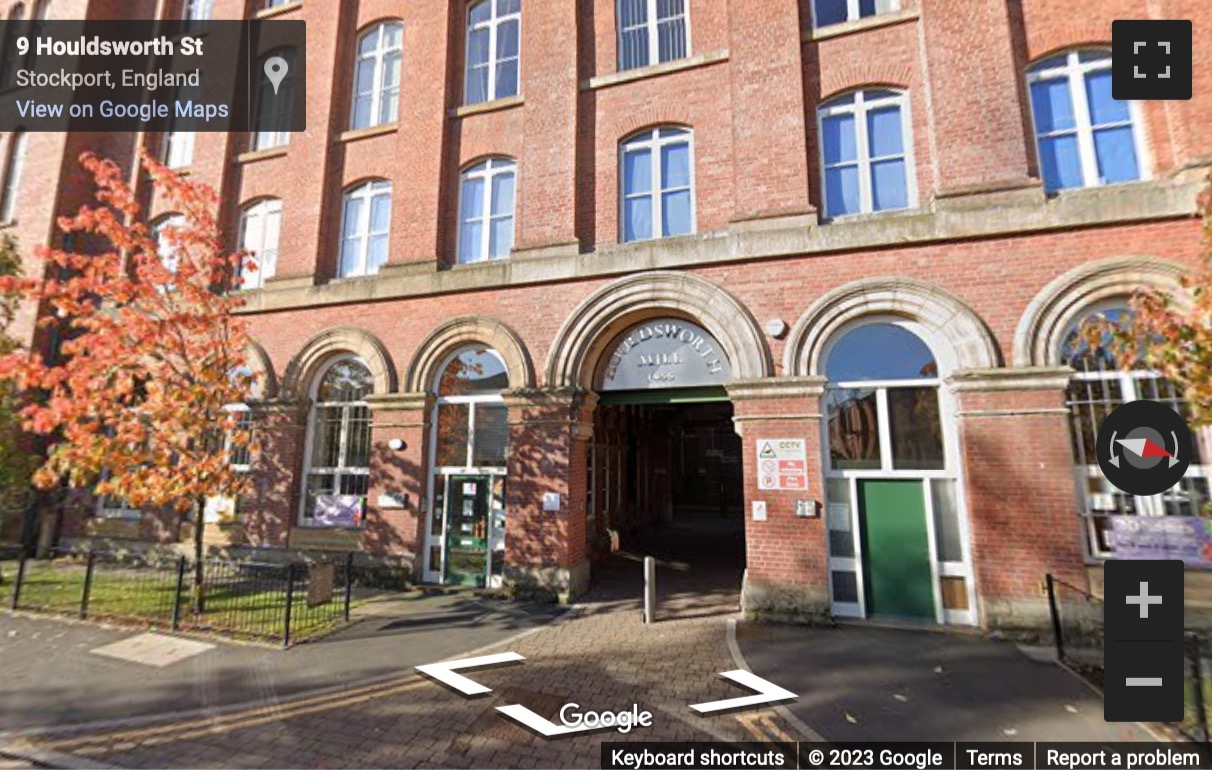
xmin=190 ymin=496 xmax=206 ymax=614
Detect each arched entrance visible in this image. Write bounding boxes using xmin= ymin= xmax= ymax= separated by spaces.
xmin=546 ymin=272 xmax=773 ymax=605
xmin=588 ymin=318 xmax=745 ymax=591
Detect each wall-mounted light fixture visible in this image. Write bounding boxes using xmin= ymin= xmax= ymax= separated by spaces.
xmin=765 ymin=318 xmax=788 ymax=339
xmin=387 ymin=438 xmax=407 ymax=451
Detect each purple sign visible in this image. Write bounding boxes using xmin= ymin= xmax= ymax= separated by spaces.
xmin=1110 ymin=515 xmax=1212 ymax=567
xmin=313 ymin=495 xmax=363 ymax=527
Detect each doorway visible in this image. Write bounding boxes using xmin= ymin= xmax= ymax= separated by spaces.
xmin=587 ymin=396 xmax=746 ymax=603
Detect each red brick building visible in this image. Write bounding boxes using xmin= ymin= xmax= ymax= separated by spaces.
xmin=5 ymin=0 xmax=1212 ymax=631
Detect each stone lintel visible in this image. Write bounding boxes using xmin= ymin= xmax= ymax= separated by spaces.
xmin=948 ymin=366 xmax=1074 ymax=393
xmin=727 ymin=376 xmax=829 ymax=402
xmin=364 ymin=391 xmax=434 ymax=412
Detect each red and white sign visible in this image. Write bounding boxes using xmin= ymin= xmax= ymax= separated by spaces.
xmin=756 ymin=439 xmax=808 ymax=491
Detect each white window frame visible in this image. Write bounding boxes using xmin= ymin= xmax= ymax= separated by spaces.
xmin=616 ymin=0 xmax=691 ymax=71
xmin=237 ymin=198 xmax=282 ymax=290
xmin=1026 ymin=49 xmax=1149 ymax=192
xmin=350 ymin=21 xmax=403 ymax=130
xmin=162 ymin=129 xmax=195 ymax=170
xmin=0 ymin=129 xmax=26 ymax=222
xmin=423 ymin=347 xmax=510 ymax=586
xmin=251 ymin=49 xmax=294 ymax=151
xmin=619 ymin=126 xmax=696 ymax=243
xmin=338 ymin=179 xmax=391 ymax=278
xmin=819 ymin=316 xmax=977 ymax=627
xmin=817 ymin=88 xmax=917 ymax=220
xmin=1062 ymin=302 xmax=1211 ymax=560
xmin=185 ymin=0 xmax=213 ymax=22
xmin=152 ymin=213 xmax=185 ymax=275
xmin=465 ymin=0 xmax=521 ymax=105
xmin=811 ymin=0 xmax=901 ymax=28
xmin=457 ymin=158 xmax=516 ymax=264
xmin=299 ymin=357 xmax=373 ymax=526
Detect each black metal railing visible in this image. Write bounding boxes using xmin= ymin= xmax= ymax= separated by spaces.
xmin=1046 ymin=572 xmax=1211 ymax=744
xmin=2 ymin=546 xmax=366 ymax=646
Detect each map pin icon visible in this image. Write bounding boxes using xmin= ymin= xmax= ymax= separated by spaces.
xmin=264 ymin=55 xmax=289 ymax=95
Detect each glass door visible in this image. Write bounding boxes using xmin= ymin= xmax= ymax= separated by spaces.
xmin=444 ymin=475 xmax=491 ymax=587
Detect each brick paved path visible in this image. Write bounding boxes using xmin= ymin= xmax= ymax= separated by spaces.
xmin=8 ymin=525 xmax=802 ymax=769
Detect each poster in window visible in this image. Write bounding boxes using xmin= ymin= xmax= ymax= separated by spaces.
xmin=1110 ymin=515 xmax=1212 ymax=567
xmin=314 ymin=495 xmax=363 ymax=527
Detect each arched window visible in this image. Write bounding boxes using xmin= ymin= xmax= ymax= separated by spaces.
xmin=1061 ymin=303 xmax=1209 ymax=557
xmin=1 ymin=4 xmax=25 ymax=91
xmin=617 ymin=0 xmax=688 ymax=71
xmin=238 ymin=198 xmax=282 ymax=289
xmin=426 ymin=346 xmax=509 ymax=587
xmin=338 ymin=179 xmax=391 ymax=277
xmin=458 ymin=158 xmax=516 ymax=264
xmin=252 ymin=48 xmax=295 ymax=151
xmin=818 ymin=88 xmax=915 ymax=219
xmin=822 ymin=319 xmax=970 ymax=625
xmin=465 ymin=0 xmax=520 ymax=105
xmin=0 ymin=129 xmax=26 ymax=222
xmin=1027 ymin=49 xmax=1143 ymax=193
xmin=824 ymin=321 xmax=941 ymax=471
xmin=350 ymin=21 xmax=403 ymax=130
xmin=620 ymin=126 xmax=694 ymax=243
xmin=302 ymin=357 xmax=373 ymax=525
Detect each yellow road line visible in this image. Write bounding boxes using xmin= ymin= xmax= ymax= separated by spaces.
xmin=41 ymin=674 xmax=429 ymax=752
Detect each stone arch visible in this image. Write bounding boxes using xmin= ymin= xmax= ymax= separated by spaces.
xmin=282 ymin=326 xmax=396 ymax=398
xmin=246 ymin=340 xmax=279 ymax=400
xmin=545 ymin=271 xmax=772 ymax=389
xmin=785 ymin=276 xmax=1001 ymax=377
xmin=1013 ymin=256 xmax=1189 ymax=368
xmin=405 ymin=315 xmax=536 ymax=393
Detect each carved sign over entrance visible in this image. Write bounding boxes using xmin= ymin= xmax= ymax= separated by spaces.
xmin=599 ymin=319 xmax=731 ymax=391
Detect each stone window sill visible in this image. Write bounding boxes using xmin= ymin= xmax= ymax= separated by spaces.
xmin=452 ymin=95 xmax=524 ymax=119
xmin=237 ymin=146 xmax=288 ymax=164
xmin=582 ymin=49 xmax=729 ymax=91
xmin=339 ymin=123 xmax=398 ymax=144
xmin=255 ymin=2 xmax=302 ymax=19
xmin=805 ymin=8 xmax=920 ymax=41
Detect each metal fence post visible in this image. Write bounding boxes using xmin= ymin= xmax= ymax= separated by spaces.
xmin=643 ymin=556 xmax=656 ymax=625
xmin=1046 ymin=573 xmax=1065 ymax=664
xmin=11 ymin=551 xmax=27 ymax=610
xmin=171 ymin=555 xmax=187 ymax=631
xmin=1188 ymin=634 xmax=1210 ymax=745
xmin=79 ymin=550 xmax=96 ymax=619
xmin=283 ymin=563 xmax=297 ymax=648
xmin=343 ymin=552 xmax=354 ymax=622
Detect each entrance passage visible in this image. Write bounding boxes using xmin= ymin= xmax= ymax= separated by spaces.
xmin=587 ymin=397 xmax=746 ymax=612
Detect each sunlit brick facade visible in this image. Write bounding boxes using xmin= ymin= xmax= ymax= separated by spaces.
xmin=7 ymin=0 xmax=1212 ymax=630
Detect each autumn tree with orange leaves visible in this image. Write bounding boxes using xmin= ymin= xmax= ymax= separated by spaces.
xmin=1087 ymin=177 xmax=1212 ymax=430
xmin=0 ymin=152 xmax=256 ymax=610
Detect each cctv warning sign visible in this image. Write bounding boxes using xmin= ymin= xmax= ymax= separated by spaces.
xmin=756 ymin=439 xmax=808 ymax=491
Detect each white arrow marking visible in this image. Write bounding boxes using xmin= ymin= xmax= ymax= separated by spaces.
xmin=689 ymin=670 xmax=797 ymax=714
xmin=496 ymin=704 xmax=597 ymax=737
xmin=415 ymin=652 xmax=524 ymax=696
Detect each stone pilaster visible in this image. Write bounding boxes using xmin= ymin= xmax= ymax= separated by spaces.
xmin=727 ymin=377 xmax=831 ymax=622
xmin=362 ymin=392 xmax=434 ymax=569
xmin=948 ymin=366 xmax=1088 ymax=631
xmin=499 ymin=388 xmax=598 ymax=602
xmin=242 ymin=398 xmax=310 ymax=549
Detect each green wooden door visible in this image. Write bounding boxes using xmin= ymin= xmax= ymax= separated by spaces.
xmin=858 ymin=479 xmax=935 ymax=619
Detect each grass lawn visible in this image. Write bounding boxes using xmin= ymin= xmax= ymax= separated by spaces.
xmin=0 ymin=558 xmax=350 ymax=643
